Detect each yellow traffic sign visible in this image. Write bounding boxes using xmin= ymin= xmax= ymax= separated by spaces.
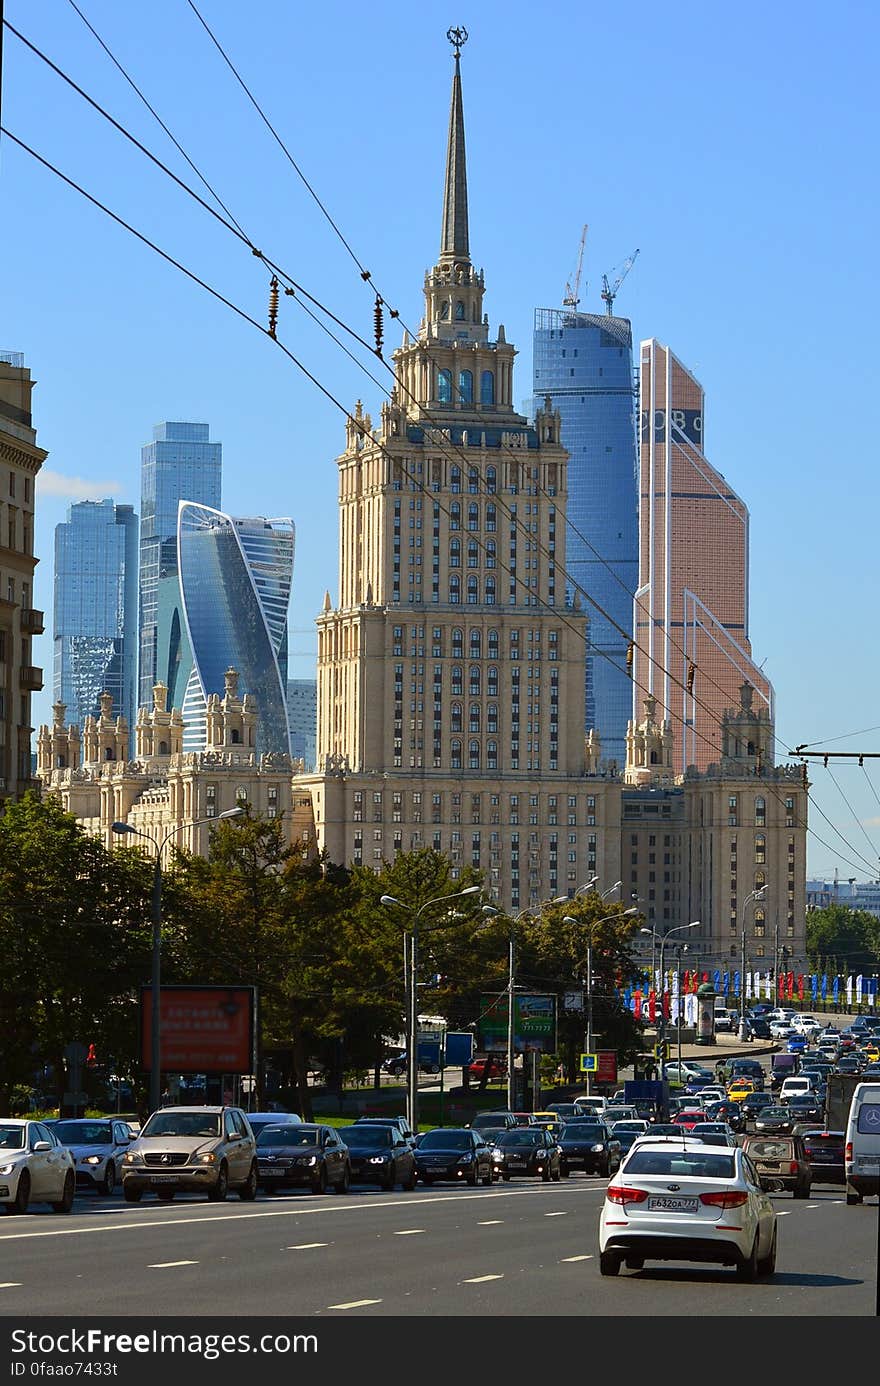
xmin=579 ymin=1053 xmax=597 ymax=1072
xmin=653 ymin=1042 xmax=669 ymax=1060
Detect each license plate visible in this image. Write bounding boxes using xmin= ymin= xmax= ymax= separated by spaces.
xmin=507 ymin=1160 xmax=527 ymax=1168
xmin=759 ymin=1162 xmax=780 ymax=1171
xmin=149 ymin=1176 xmax=176 ymax=1185
xmin=857 ymin=1156 xmax=880 ymax=1167
xmin=647 ymin=1196 xmax=698 ymax=1212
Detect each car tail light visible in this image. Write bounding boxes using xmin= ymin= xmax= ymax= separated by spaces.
xmin=845 ymin=1142 xmax=853 ymax=1161
xmin=606 ymin=1185 xmax=649 ymax=1205
xmin=699 ymin=1191 xmax=749 ymax=1209
xmin=789 ymin=1161 xmax=799 ymax=1174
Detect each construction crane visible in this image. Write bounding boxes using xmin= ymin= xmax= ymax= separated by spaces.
xmin=562 ymin=224 xmax=588 ymax=310
xmin=600 ymin=248 xmax=640 ymax=316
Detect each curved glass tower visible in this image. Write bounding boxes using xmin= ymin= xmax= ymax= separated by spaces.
xmin=177 ymin=502 xmax=294 ymax=756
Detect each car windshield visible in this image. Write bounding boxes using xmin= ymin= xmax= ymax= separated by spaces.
xmin=141 ymin=1112 xmax=222 ymax=1138
xmin=789 ymin=1097 xmax=818 ymax=1108
xmin=0 ymin=1126 xmax=25 ymax=1150
xmin=257 ymin=1128 xmax=321 ymax=1148
xmin=418 ymin=1132 xmax=471 ymax=1151
xmin=624 ymin=1151 xmax=736 ymax=1178
xmin=54 ymin=1121 xmax=112 ymax=1145
xmin=761 ymin=1109 xmax=789 ymax=1119
xmin=338 ymin=1126 xmax=391 ymax=1148
xmin=499 ymin=1131 xmax=545 ymax=1148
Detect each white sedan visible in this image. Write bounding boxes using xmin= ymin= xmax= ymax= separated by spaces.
xmin=598 ymin=1137 xmax=777 ymax=1280
xmin=0 ymin=1119 xmax=76 ymax=1214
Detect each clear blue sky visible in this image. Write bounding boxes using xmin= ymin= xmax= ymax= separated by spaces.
xmin=2 ymin=0 xmax=878 ymax=883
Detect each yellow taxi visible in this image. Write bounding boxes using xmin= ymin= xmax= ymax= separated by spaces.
xmin=726 ymin=1078 xmax=756 ymax=1102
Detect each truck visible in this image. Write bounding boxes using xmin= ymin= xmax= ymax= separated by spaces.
xmin=825 ymin=1073 xmax=862 ymax=1132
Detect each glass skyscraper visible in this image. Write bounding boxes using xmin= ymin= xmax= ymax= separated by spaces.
xmin=139 ymin=421 xmax=221 ymax=711
xmin=286 ymin=679 xmax=317 ymax=769
xmin=532 ymin=309 xmax=638 ymax=767
xmin=178 ymin=503 xmax=294 ymax=756
xmin=54 ymin=499 xmax=139 ymax=734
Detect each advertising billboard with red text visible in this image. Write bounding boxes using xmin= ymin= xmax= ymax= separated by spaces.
xmin=140 ymin=986 xmax=256 ymax=1073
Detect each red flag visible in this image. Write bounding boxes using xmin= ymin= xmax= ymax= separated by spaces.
xmin=786 ymin=971 xmax=794 ymax=999
xmin=633 ymin=990 xmax=643 ymax=1019
xmin=777 ymin=974 xmax=784 ymax=1000
xmin=648 ymin=989 xmax=656 ymax=1023
xmin=702 ymin=971 xmax=708 ymax=983
xmin=662 ymin=990 xmax=670 ymax=1018
xmin=797 ymin=973 xmax=805 ymax=1001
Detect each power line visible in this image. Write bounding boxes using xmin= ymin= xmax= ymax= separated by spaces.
xmin=823 ymin=763 xmax=880 ymax=872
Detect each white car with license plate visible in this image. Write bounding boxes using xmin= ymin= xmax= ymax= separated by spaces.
xmin=598 ymin=1137 xmax=778 ymax=1279
xmin=0 ymin=1119 xmax=76 ymax=1214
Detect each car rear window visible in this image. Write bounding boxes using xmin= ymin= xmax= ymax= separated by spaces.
xmin=746 ymin=1139 xmax=792 ymax=1159
xmin=804 ymin=1134 xmax=843 ymax=1151
xmin=623 ymin=1152 xmax=736 ymax=1178
xmin=856 ymin=1103 xmax=880 ymax=1135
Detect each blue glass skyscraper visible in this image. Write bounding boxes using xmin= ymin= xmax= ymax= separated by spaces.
xmin=532 ymin=309 xmax=638 ymax=767
xmin=54 ymin=499 xmax=139 ymax=733
xmin=178 ymin=503 xmax=294 ymax=756
xmin=139 ymin=421 xmax=221 ymax=711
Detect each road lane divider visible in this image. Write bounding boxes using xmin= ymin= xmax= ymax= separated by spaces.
xmin=147 ymin=1260 xmax=198 ymax=1269
xmin=327 ymin=1299 xmax=382 ymax=1310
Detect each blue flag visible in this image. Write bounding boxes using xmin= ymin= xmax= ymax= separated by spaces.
xmin=713 ymin=970 xmax=721 ymax=992
xmin=733 ymin=970 xmax=740 ymax=998
xmin=723 ymin=971 xmax=730 ymax=994
xmin=833 ymin=976 xmax=839 ymax=1002
xmin=821 ymin=974 xmax=827 ymax=1000
xmin=811 ymin=974 xmax=818 ymax=1000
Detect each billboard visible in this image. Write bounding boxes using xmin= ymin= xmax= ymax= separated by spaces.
xmin=479 ymin=993 xmax=557 ymax=1054
xmin=140 ymin=986 xmax=256 ymax=1074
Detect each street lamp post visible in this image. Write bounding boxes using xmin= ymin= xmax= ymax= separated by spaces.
xmin=563 ymin=908 xmax=637 ymax=1094
xmin=641 ymin=921 xmax=701 ymax=1067
xmin=380 ymin=885 xmax=480 ymax=1133
xmin=112 ymin=806 xmax=245 ymax=1114
xmin=740 ymin=886 xmax=768 ymax=1015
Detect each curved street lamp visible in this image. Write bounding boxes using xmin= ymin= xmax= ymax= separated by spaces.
xmin=112 ymin=806 xmax=245 ymax=1113
xmin=380 ymin=885 xmax=480 ymax=1131
xmin=740 ymin=885 xmax=769 ymax=1012
xmin=640 ymin=920 xmax=700 ymax=1062
xmin=563 ymin=907 xmax=638 ymax=1094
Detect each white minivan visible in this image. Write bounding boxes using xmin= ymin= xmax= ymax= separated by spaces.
xmin=845 ymin=1082 xmax=880 ymax=1204
xmin=780 ymin=1077 xmax=813 ymax=1103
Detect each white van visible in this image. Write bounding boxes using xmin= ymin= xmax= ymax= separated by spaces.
xmin=573 ymin=1096 xmax=607 ymax=1118
xmin=845 ymin=1082 xmax=880 ymax=1204
xmin=779 ymin=1077 xmax=812 ymax=1103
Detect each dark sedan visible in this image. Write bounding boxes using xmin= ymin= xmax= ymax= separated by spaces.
xmin=704 ymin=1100 xmax=746 ymax=1133
xmin=802 ymin=1130 xmax=846 ymax=1186
xmin=256 ymin=1124 xmax=351 ymax=1195
xmin=493 ymin=1128 xmax=561 ymax=1181
xmin=558 ymin=1122 xmax=620 ymax=1178
xmin=786 ymin=1094 xmax=825 ymax=1124
xmin=740 ymin=1091 xmax=774 ymax=1123
xmin=413 ymin=1129 xmax=495 ymax=1186
xmin=753 ymin=1106 xmax=795 ymax=1134
xmin=337 ymin=1125 xmax=416 ymax=1191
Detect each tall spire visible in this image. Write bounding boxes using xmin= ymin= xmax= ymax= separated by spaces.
xmin=440 ymin=26 xmax=470 ymax=263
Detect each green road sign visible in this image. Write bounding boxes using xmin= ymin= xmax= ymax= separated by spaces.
xmin=579 ymin=1053 xmax=597 ymax=1072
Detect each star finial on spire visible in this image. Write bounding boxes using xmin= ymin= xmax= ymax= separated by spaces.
xmin=446 ymin=25 xmax=468 ymax=58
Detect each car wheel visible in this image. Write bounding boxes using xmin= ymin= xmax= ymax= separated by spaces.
xmin=846 ymin=1186 xmax=863 ymax=1205
xmin=421 ymin=1174 xmax=433 ymax=1186
xmin=123 ymin=1184 xmax=142 ymax=1203
xmin=502 ymin=1173 xmax=511 ymax=1182
xmin=239 ymin=1162 xmax=258 ymax=1201
xmin=312 ymin=1165 xmax=328 ymax=1196
xmin=757 ymin=1225 xmax=778 ymax=1276
xmin=99 ymin=1162 xmax=116 ymax=1197
xmin=552 ymin=1163 xmax=562 ymax=1182
xmin=404 ymin=1166 xmax=417 ymax=1192
xmin=9 ymin=1170 xmax=30 ymax=1215
xmin=736 ymin=1234 xmax=760 ymax=1282
xmin=599 ymin=1251 xmax=621 ymax=1277
xmin=561 ymin=1167 xmax=571 ymax=1177
xmin=793 ymin=1181 xmax=809 ymax=1200
xmin=466 ymin=1169 xmax=478 ymax=1187
xmin=427 ymin=1064 xmax=440 ymax=1075
xmin=481 ymin=1168 xmax=493 ymax=1187
xmin=334 ymin=1164 xmax=351 ymax=1195
xmin=541 ymin=1163 xmax=551 ymax=1182
xmin=207 ymin=1162 xmax=229 ymax=1202
xmin=157 ymin=1189 xmax=175 ymax=1202
xmin=625 ymin=1257 xmax=644 ymax=1270
xmin=52 ymin=1171 xmax=75 ymax=1215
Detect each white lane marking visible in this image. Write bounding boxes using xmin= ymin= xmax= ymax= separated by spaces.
xmin=328 ymin=1299 xmax=381 ymax=1310
xmin=0 ymin=1184 xmax=600 ymax=1243
xmin=0 ymin=1283 xmax=22 ymax=1288
xmin=776 ymin=1210 xmax=792 ymax=1216
xmin=561 ymin=1254 xmax=593 ymax=1262
xmin=544 ymin=1211 xmax=567 ymax=1217
xmin=463 ymin=1274 xmax=504 ymax=1283
xmin=147 ymin=1260 xmax=198 ymax=1269
xmin=806 ymin=1204 xmax=819 ymax=1209
xmin=286 ymin=1243 xmax=329 ymax=1250
xmin=393 ymin=1229 xmax=426 ymax=1236
xmin=477 ymin=1219 xmax=504 ymax=1225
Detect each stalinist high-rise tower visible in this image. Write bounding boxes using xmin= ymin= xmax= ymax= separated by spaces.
xmin=300 ymin=32 xmax=623 ymax=909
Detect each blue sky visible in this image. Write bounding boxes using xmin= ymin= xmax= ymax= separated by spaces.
xmin=2 ymin=0 xmax=878 ymax=883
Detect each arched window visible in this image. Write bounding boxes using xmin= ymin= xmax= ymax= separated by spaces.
xmin=455 ymin=300 xmax=465 ymax=320
xmin=450 ymin=574 xmax=461 ymax=604
xmin=481 ymin=370 xmax=495 ymax=405
xmin=487 ymin=666 xmax=499 ymax=696
xmin=468 ymin=502 xmax=479 ymax=531
xmin=450 ymin=466 xmax=461 ymax=493
xmin=468 ymin=466 xmax=479 ymax=493
xmin=450 ymin=502 xmax=461 ymax=530
xmin=469 ymin=703 xmax=481 ymax=733
xmin=755 ymin=796 xmax=766 ymax=825
xmin=459 ymin=371 xmax=474 ymax=405
xmin=486 ymin=503 xmax=497 ymax=531
xmin=486 ymin=465 xmax=497 ymax=493
xmin=468 ymin=540 xmax=479 ymax=568
xmin=104 ymin=747 xmax=115 ymax=761
xmin=488 ymin=628 xmax=499 ymax=653
xmin=438 ymin=369 xmax=452 ymax=404
xmin=487 ymin=740 xmax=498 ymax=770
xmin=485 ymin=576 xmax=496 ymax=604
xmin=451 ymin=665 xmax=463 ymax=694
xmin=487 ymin=704 xmax=499 ymax=733
xmin=235 ymin=786 xmax=248 ymax=804
xmin=439 ymin=300 xmax=450 ymax=319
xmin=451 ymin=703 xmax=463 ymax=733
xmin=159 ymin=740 xmax=169 ymax=756
xmin=231 ymin=728 xmax=241 ymax=744
xmin=755 ymin=870 xmax=766 ymax=889
xmin=451 ymin=739 xmax=462 ymax=769
xmin=650 ymin=750 xmax=658 ymax=765
xmin=469 ymin=629 xmax=481 ymax=657
xmin=56 ymin=754 xmax=67 ymax=769
xmin=451 ymin=628 xmax=463 ymax=656
xmin=469 ymin=739 xmax=480 ymax=769
xmin=449 ymin=538 xmax=461 ymax=567
xmin=469 ymin=665 xmax=481 ymax=695
xmin=755 ymin=834 xmax=766 ymax=864
xmin=486 ymin=540 xmax=496 ymax=568
xmin=467 ymin=575 xmax=479 ymax=604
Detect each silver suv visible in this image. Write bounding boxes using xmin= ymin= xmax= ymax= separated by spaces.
xmin=121 ymin=1106 xmax=257 ymax=1203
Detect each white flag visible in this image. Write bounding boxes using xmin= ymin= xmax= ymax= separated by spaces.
xmin=856 ymin=974 xmax=864 ymax=1002
xmin=846 ymin=975 xmax=853 ymax=1005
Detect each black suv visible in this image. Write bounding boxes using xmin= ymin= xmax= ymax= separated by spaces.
xmin=414 ymin=1128 xmax=496 ymax=1186
xmin=493 ymin=1127 xmax=562 ymax=1181
xmin=337 ymin=1125 xmax=416 ymax=1190
xmin=558 ymin=1122 xmax=620 ymax=1178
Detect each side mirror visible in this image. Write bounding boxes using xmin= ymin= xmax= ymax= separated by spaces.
xmin=227 ymin=1131 xmax=242 ymax=1143
xmin=33 ymin=1141 xmax=52 ymax=1152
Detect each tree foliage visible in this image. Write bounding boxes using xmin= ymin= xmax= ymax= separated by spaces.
xmin=806 ymin=903 xmax=880 ymax=971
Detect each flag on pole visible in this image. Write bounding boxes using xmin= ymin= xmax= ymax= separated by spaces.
xmin=821 ymin=974 xmax=827 ymax=1000
xmin=846 ymin=976 xmax=853 ymax=1005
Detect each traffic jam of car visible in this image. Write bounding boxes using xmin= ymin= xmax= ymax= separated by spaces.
xmin=4 ymin=1008 xmax=878 ymax=1285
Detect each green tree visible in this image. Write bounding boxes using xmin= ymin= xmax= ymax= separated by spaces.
xmin=806 ymin=903 xmax=880 ymax=973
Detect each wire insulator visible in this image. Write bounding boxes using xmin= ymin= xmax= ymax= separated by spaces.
xmin=373 ymin=295 xmax=384 ymax=357
xmin=268 ymin=276 xmax=279 ymax=338
xmin=686 ymin=662 xmax=695 ymax=695
xmin=626 ymin=641 xmax=634 ymax=676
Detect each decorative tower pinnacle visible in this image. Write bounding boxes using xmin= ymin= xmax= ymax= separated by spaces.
xmin=440 ymin=27 xmax=470 ymax=265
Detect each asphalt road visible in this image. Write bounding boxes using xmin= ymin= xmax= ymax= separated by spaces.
xmin=1 ymin=1177 xmax=875 ymax=1317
